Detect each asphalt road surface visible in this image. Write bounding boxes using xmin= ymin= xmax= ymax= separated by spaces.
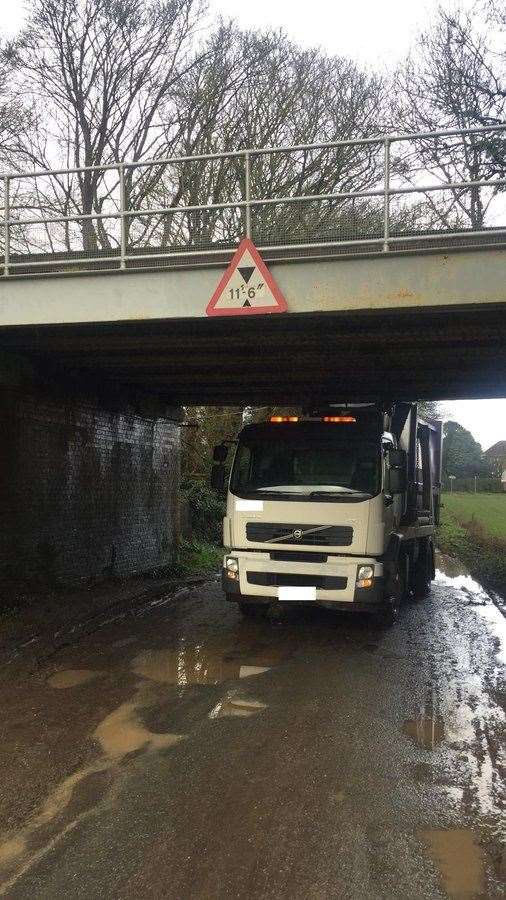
xmin=0 ymin=555 xmax=504 ymax=899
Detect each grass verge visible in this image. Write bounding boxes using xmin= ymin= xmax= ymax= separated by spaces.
xmin=438 ymin=494 xmax=506 ymax=598
xmin=172 ymin=539 xmax=222 ymax=578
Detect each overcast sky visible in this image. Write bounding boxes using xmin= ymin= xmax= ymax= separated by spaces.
xmin=0 ymin=0 xmax=504 ymax=449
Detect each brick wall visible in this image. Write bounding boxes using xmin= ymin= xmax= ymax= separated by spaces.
xmin=0 ymin=384 xmax=180 ymax=582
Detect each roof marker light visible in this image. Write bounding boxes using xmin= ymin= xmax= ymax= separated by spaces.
xmin=270 ymin=416 xmax=299 ymax=423
xmin=323 ymin=416 xmax=356 ymax=423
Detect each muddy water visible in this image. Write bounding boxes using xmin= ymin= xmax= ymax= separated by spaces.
xmin=422 ymin=829 xmax=484 ymax=899
xmin=209 ymin=694 xmax=267 ymax=719
xmin=403 ymin=713 xmax=445 ymax=749
xmin=436 ymin=551 xmax=506 ymax=665
xmin=1 ymin=569 xmax=505 ymax=898
xmin=132 ymin=641 xmax=284 ymax=685
xmin=48 ymin=670 xmax=102 ymax=689
xmin=94 ymin=689 xmax=184 ymax=758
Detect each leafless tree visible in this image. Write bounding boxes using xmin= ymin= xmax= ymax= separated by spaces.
xmin=5 ymin=1 xmax=387 ymax=255
xmin=8 ymin=0 xmax=207 ymax=250
xmin=393 ymin=5 xmax=506 ymax=231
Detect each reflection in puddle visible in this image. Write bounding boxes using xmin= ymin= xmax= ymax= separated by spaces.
xmin=403 ymin=714 xmax=444 ymax=749
xmin=209 ymin=694 xmax=267 ymax=719
xmin=436 ymin=551 xmax=489 ymax=603
xmin=132 ymin=644 xmax=281 ymax=685
xmin=436 ymin=552 xmax=471 ymax=580
xmin=436 ymin=552 xmax=506 ymax=665
xmin=48 ymin=669 xmax=102 ymax=689
xmin=422 ymin=829 xmax=484 ymax=899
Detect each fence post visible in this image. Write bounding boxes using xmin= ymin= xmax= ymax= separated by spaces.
xmin=3 ymin=175 xmax=10 ymax=277
xmin=383 ymin=138 xmax=390 ymax=252
xmin=119 ymin=163 xmax=126 ymax=270
xmin=244 ymin=151 xmax=252 ymax=239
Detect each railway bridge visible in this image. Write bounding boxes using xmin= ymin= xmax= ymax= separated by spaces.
xmin=0 ymin=125 xmax=505 ymax=579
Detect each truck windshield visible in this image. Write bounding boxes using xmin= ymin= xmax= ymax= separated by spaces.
xmin=230 ymin=435 xmax=379 ymax=497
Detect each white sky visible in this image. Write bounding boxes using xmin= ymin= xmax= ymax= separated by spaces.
xmin=1 ymin=0 xmax=504 ymax=449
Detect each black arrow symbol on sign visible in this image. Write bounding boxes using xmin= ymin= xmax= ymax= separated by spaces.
xmin=243 ymin=299 xmax=251 ymax=307
xmin=238 ymin=266 xmax=255 ymax=284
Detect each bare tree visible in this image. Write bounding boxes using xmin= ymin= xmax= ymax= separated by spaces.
xmin=393 ymin=5 xmax=506 ymax=231
xmin=8 ymin=0 xmax=207 ymax=250
xmin=5 ymin=2 xmax=387 ymax=256
xmin=144 ymin=28 xmax=388 ymax=252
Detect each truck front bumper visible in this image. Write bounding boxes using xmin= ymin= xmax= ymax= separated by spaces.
xmin=221 ymin=551 xmax=385 ymax=609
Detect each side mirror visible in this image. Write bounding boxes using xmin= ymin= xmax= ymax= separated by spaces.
xmin=210 ymin=464 xmax=226 ymax=492
xmin=389 ymin=449 xmax=405 ymax=469
xmin=213 ymin=443 xmax=228 ymax=463
xmin=389 ymin=448 xmax=407 ymax=494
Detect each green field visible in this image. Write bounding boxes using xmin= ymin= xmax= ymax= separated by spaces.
xmin=437 ymin=492 xmax=506 ymax=596
xmin=442 ymin=492 xmax=506 ymax=541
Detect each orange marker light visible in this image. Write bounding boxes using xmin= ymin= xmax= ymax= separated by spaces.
xmin=322 ymin=416 xmax=356 ymax=423
xmin=270 ymin=416 xmax=299 ymax=423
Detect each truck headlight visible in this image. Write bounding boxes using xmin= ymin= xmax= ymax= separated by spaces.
xmin=225 ymin=557 xmax=239 ymax=580
xmin=356 ymin=564 xmax=374 ymax=589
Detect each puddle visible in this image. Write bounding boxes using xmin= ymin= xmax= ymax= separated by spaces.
xmin=403 ymin=713 xmax=445 ymax=749
xmin=132 ymin=644 xmax=280 ymax=686
xmin=94 ymin=691 xmax=184 ymax=759
xmin=47 ymin=669 xmax=102 ymax=689
xmin=422 ymin=829 xmax=484 ymax=899
xmin=436 ymin=570 xmax=490 ymax=605
xmin=436 ymin=552 xmax=471 ymax=580
xmin=209 ymin=695 xmax=267 ymax=719
xmin=436 ymin=553 xmax=506 ymax=665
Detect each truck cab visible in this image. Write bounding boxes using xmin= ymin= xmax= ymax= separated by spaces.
xmin=213 ymin=403 xmax=442 ymax=624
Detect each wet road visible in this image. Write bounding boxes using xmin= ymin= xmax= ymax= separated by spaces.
xmin=0 ymin=557 xmax=504 ymax=899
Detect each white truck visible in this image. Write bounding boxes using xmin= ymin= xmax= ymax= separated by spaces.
xmin=212 ymin=403 xmax=443 ymax=625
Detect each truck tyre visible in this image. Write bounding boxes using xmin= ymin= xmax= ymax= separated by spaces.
xmin=375 ymin=598 xmax=399 ymax=627
xmin=238 ymin=601 xmax=268 ymax=619
xmin=395 ymin=551 xmax=410 ymax=605
xmin=413 ymin=538 xmax=433 ymax=600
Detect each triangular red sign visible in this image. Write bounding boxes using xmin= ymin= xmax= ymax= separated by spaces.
xmin=206 ymin=238 xmax=288 ymax=317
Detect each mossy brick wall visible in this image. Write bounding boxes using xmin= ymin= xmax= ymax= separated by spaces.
xmin=0 ymin=385 xmax=180 ymax=582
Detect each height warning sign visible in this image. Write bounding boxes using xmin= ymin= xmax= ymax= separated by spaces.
xmin=206 ymin=238 xmax=288 ymax=317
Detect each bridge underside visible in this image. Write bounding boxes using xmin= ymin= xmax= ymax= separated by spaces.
xmin=1 ymin=302 xmax=505 ymax=405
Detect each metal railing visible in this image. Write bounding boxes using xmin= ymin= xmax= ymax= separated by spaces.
xmin=1 ymin=124 xmax=505 ymax=277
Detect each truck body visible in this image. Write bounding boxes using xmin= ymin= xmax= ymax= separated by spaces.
xmin=215 ymin=403 xmax=443 ymax=623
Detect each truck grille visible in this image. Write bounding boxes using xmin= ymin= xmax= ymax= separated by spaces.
xmin=246 ymin=522 xmax=353 ymax=546
xmin=247 ymin=572 xmax=347 ymax=590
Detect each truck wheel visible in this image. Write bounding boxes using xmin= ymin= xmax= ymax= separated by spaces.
xmin=413 ymin=539 xmax=432 ymax=600
xmin=375 ymin=598 xmax=399 ymax=627
xmin=238 ymin=602 xmax=268 ymax=619
xmin=394 ymin=552 xmax=410 ymax=605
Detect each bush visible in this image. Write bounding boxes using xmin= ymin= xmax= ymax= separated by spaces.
xmin=179 ymin=477 xmax=224 ymax=543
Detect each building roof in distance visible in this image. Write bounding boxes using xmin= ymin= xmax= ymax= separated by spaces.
xmin=484 ymin=440 xmax=506 ymax=458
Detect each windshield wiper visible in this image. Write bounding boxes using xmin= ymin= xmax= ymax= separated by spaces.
xmin=309 ymin=490 xmax=371 ymax=500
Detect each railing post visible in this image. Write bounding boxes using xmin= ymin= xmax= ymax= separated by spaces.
xmin=3 ymin=175 xmax=10 ymax=276
xmin=244 ymin=151 xmax=252 ymax=239
xmin=119 ymin=163 xmax=126 ymax=270
xmin=383 ymin=137 xmax=390 ymax=252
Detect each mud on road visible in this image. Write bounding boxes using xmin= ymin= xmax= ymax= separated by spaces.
xmin=0 ymin=556 xmax=504 ymax=899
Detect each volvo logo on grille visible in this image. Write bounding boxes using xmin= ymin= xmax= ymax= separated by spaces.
xmin=293 ymin=529 xmax=303 ymax=540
